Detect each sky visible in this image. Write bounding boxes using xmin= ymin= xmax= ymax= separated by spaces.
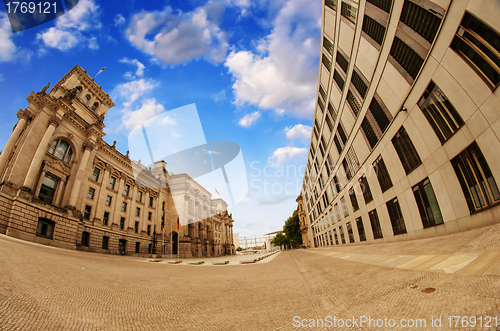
xmin=0 ymin=0 xmax=322 ymax=238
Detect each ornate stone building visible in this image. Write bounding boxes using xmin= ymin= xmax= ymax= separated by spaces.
xmin=303 ymin=0 xmax=500 ymax=247
xmin=0 ymin=65 xmax=235 ymax=257
xmin=296 ymin=195 xmax=310 ymax=248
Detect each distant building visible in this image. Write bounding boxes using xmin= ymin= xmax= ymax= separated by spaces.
xmin=302 ymin=0 xmax=500 ymax=247
xmin=296 ymin=195 xmax=310 ymax=248
xmin=0 ymin=65 xmax=235 ymax=257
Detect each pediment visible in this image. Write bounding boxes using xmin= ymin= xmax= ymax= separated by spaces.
xmin=43 ymin=160 xmax=71 ymax=177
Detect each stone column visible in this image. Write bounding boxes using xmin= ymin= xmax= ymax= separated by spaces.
xmin=54 ymin=178 xmax=67 ymax=207
xmin=21 ymin=115 xmax=61 ymax=193
xmin=0 ymin=110 xmax=33 ymax=177
xmin=67 ymin=141 xmax=94 ymax=208
xmin=94 ymin=165 xmax=111 ymax=224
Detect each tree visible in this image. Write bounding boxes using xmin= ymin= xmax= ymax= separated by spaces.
xmin=272 ymin=232 xmax=286 ymax=249
xmin=283 ymin=209 xmax=302 ymax=248
xmin=236 ymin=246 xmax=242 ymax=252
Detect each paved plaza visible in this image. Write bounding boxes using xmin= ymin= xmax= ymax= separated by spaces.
xmin=1 ymin=225 xmax=500 ymax=330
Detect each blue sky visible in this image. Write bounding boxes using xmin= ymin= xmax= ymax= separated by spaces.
xmin=0 ymin=0 xmax=321 ymax=238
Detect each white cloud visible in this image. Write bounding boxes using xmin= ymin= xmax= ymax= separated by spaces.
xmin=0 ymin=73 xmax=4 ymax=82
xmin=37 ymin=0 xmax=101 ymax=51
xmin=224 ymin=0 xmax=321 ymax=118
xmin=284 ymin=124 xmax=311 ymax=141
xmin=125 ymin=2 xmax=229 ymax=65
xmin=114 ymin=14 xmax=125 ymax=26
xmin=119 ymin=58 xmax=145 ymax=78
xmin=0 ymin=12 xmax=32 ymax=62
xmin=121 ymin=98 xmax=166 ymax=130
xmin=238 ymin=111 xmax=261 ymax=128
xmin=268 ymin=147 xmax=307 ymax=167
xmin=0 ymin=13 xmax=17 ymax=62
xmin=113 ymin=78 xmax=158 ymax=107
xmin=212 ymin=89 xmax=227 ymax=103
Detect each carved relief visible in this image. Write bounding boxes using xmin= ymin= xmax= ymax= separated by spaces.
xmin=48 ymin=115 xmax=62 ymax=128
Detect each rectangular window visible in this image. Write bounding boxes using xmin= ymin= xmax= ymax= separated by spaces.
xmin=350 ymin=70 xmax=368 ymax=99
xmin=452 ymin=142 xmax=500 ymax=213
xmin=331 ymin=175 xmax=341 ymax=197
xmin=333 ymin=228 xmax=339 ymax=244
xmin=81 ymin=232 xmax=90 ymax=247
xmin=346 ymin=222 xmax=355 ymax=243
xmin=38 ymin=174 xmax=58 ymax=204
xmin=369 ymin=208 xmax=383 ymax=239
xmin=122 ymin=202 xmax=127 ymax=212
xmin=346 ymin=90 xmax=361 ymax=117
xmin=334 ymin=203 xmax=341 ymax=221
xmin=451 ymin=12 xmax=500 ymax=89
xmin=348 ymin=187 xmax=359 ymax=212
xmin=373 ymin=155 xmax=393 ymax=192
xmin=400 ymin=0 xmax=441 ymax=43
xmin=135 ymin=242 xmax=140 ymax=253
xmin=149 ymin=197 xmax=154 ymax=207
xmin=333 ymin=70 xmax=345 ymax=90
xmin=322 ymin=53 xmax=332 ymax=72
xmin=339 ymin=225 xmax=346 ymax=244
xmin=323 ymin=37 xmax=334 ymax=56
xmin=356 ymin=217 xmax=366 ymax=241
xmin=91 ymin=167 xmax=100 ymax=181
xmin=120 ymin=217 xmax=125 ymax=230
xmin=109 ymin=177 xmax=116 ymax=190
xmin=36 ymin=218 xmax=55 ymax=239
xmin=87 ymin=187 xmax=95 ymax=200
xmin=105 ymin=195 xmax=112 ymax=206
xmin=136 ymin=207 xmax=140 ymax=217
xmin=418 ymin=81 xmax=464 ymax=144
xmin=336 ymin=51 xmax=349 ymax=73
xmin=134 ymin=221 xmax=139 ymax=233
xmin=84 ymin=205 xmax=91 ymax=220
xmin=359 ymin=174 xmax=373 ymax=204
xmin=362 ymin=15 xmax=386 ymax=45
xmin=147 ymin=224 xmax=151 ymax=236
xmin=148 ymin=212 xmax=152 ymax=221
xmin=103 ymin=211 xmax=109 ymax=226
xmin=389 ymin=37 xmax=424 ymax=80
xmin=367 ymin=0 xmax=392 ymax=13
xmin=124 ymin=184 xmax=130 ymax=196
xmin=319 ymin=84 xmax=327 ymax=101
xmin=102 ymin=236 xmax=109 ymax=250
xmin=392 ymin=126 xmax=422 ymax=175
xmin=413 ymin=178 xmax=444 ymax=228
xmin=325 ymin=0 xmax=337 ymax=11
xmin=325 ymin=113 xmax=334 ymax=133
xmin=328 ymin=102 xmax=337 ymax=122
xmin=137 ymin=191 xmax=143 ymax=202
xmin=341 ymin=196 xmax=349 ymax=217
xmin=386 ymin=197 xmax=407 ymax=235
xmin=341 ymin=2 xmax=357 ymax=24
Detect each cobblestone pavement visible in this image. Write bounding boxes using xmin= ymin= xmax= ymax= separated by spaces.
xmin=1 ymin=232 xmax=499 ymax=331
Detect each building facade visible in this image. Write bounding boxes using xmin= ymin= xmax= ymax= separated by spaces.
xmin=302 ymin=0 xmax=500 ymax=247
xmin=0 ymin=65 xmax=235 ymax=257
xmin=296 ymin=195 xmax=311 ymax=248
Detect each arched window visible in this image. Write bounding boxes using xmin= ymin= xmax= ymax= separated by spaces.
xmin=75 ymin=86 xmax=82 ymax=95
xmin=83 ymin=94 xmax=91 ymax=104
xmin=91 ymin=102 xmax=99 ymax=111
xmin=48 ymin=139 xmax=73 ymax=163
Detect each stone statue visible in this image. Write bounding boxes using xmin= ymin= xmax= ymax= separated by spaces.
xmin=63 ymin=87 xmax=78 ymax=100
xmin=40 ymin=82 xmax=50 ymax=94
xmin=98 ymin=113 xmax=105 ymax=125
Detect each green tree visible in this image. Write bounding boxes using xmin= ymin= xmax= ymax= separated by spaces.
xmin=236 ymin=246 xmax=242 ymax=252
xmin=272 ymin=232 xmax=286 ymax=249
xmin=283 ymin=209 xmax=302 ymax=248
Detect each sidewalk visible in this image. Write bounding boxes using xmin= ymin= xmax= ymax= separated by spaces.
xmin=305 ymin=222 xmax=500 ymax=274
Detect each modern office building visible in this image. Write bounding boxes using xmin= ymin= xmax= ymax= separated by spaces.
xmin=301 ymin=0 xmax=500 ymax=247
xmin=0 ymin=65 xmax=235 ymax=257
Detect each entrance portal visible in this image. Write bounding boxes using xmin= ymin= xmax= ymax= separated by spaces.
xmin=118 ymin=239 xmax=127 ymax=255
